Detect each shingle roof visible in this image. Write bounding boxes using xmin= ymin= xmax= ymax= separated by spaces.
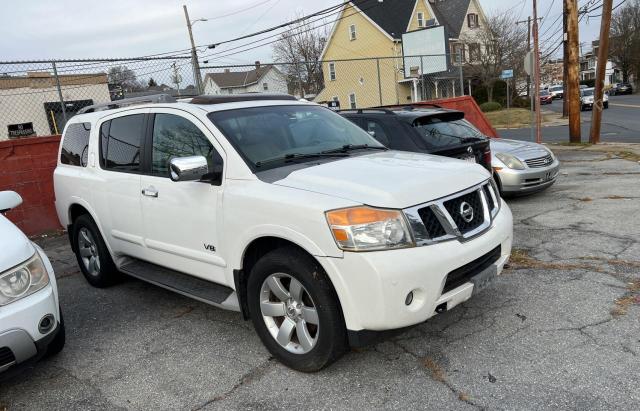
xmin=351 ymin=0 xmax=472 ymax=39
xmin=429 ymin=0 xmax=472 ymax=39
xmin=351 ymin=0 xmax=416 ymax=39
xmin=204 ymin=65 xmax=274 ymax=89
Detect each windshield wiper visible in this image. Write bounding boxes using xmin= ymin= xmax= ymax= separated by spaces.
xmin=255 ymin=152 xmax=349 ymax=168
xmin=322 ymin=144 xmax=388 ymax=154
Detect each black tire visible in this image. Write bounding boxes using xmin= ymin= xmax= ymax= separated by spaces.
xmin=73 ymin=214 xmax=120 ymax=288
xmin=45 ymin=312 xmax=65 ymax=358
xmin=247 ymin=246 xmax=347 ymax=372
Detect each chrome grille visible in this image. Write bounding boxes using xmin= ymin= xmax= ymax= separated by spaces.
xmin=525 ymin=154 xmax=553 ymax=168
xmin=404 ymin=181 xmax=500 ymax=246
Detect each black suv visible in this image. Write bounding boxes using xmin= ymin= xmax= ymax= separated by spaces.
xmin=340 ymin=107 xmax=491 ymax=171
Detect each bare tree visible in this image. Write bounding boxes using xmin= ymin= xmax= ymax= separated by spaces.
xmin=460 ymin=12 xmax=527 ymax=102
xmin=610 ymin=0 xmax=640 ymax=83
xmin=107 ymin=65 xmax=143 ymax=91
xmin=272 ymin=17 xmax=328 ymax=97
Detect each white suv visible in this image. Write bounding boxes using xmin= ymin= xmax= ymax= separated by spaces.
xmin=54 ymin=94 xmax=512 ymax=372
xmin=0 ymin=191 xmax=65 ymax=378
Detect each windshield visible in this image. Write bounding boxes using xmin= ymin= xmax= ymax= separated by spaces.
xmin=412 ymin=117 xmax=485 ymax=150
xmin=550 ymin=86 xmax=563 ymax=91
xmin=540 ymin=90 xmax=550 ymax=96
xmin=582 ymin=89 xmax=594 ymax=97
xmin=207 ymin=105 xmax=384 ymax=170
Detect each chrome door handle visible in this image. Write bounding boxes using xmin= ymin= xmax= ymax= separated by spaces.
xmin=141 ymin=186 xmax=158 ymax=197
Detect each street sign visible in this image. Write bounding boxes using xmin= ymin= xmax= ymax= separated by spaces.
xmin=524 ymin=51 xmax=534 ymax=76
xmin=501 ymin=69 xmax=514 ymax=79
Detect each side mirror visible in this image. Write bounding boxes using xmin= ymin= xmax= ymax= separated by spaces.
xmin=367 ymin=130 xmax=376 ymax=138
xmin=0 ymin=191 xmax=23 ymax=213
xmin=169 ymin=156 xmax=209 ymax=182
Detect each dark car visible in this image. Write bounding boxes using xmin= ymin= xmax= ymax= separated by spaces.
xmin=540 ymin=90 xmax=553 ymax=105
xmin=340 ymin=106 xmax=491 ymax=171
xmin=611 ymin=83 xmax=633 ymax=95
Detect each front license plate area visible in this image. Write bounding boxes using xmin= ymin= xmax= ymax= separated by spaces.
xmin=470 ymin=265 xmax=498 ymax=295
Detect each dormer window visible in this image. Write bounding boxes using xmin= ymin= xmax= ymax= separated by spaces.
xmin=349 ymin=24 xmax=357 ymax=40
xmin=417 ymin=12 xmax=425 ymax=28
xmin=467 ymin=13 xmax=479 ymax=28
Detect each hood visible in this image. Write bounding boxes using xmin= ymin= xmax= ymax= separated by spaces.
xmin=272 ymin=151 xmax=489 ymax=209
xmin=490 ymin=138 xmax=550 ymax=160
xmin=0 ymin=214 xmax=34 ymax=272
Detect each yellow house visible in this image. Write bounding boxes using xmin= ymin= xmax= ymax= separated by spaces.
xmin=315 ymin=0 xmax=488 ymax=108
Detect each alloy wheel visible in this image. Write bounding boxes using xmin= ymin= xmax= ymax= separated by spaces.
xmin=259 ymin=273 xmax=319 ymax=354
xmin=78 ymin=227 xmax=100 ymax=276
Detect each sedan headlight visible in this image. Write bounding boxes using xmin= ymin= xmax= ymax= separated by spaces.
xmin=495 ymin=153 xmax=526 ymax=170
xmin=326 ymin=206 xmax=414 ymax=251
xmin=0 ymin=252 xmax=49 ymax=306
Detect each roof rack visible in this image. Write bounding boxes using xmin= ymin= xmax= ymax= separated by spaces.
xmin=337 ymin=108 xmax=395 ymax=114
xmin=190 ymin=93 xmax=297 ymax=105
xmin=77 ymin=94 xmax=177 ymax=114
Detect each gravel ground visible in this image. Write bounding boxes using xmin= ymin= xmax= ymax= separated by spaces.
xmin=1 ymin=145 xmax=639 ymax=410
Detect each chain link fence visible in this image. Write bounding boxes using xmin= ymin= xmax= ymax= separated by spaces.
xmin=1 ymin=54 xmax=469 ymax=140
xmin=0 ymin=57 xmax=194 ymax=140
xmin=201 ymin=54 xmax=466 ymax=110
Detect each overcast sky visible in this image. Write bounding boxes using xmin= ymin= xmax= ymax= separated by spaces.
xmin=1 ymin=0 xmax=602 ymax=63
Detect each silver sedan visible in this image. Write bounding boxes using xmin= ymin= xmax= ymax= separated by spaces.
xmin=490 ymin=139 xmax=560 ymax=196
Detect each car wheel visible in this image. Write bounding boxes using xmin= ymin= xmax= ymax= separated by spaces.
xmin=44 ymin=312 xmax=65 ymax=358
xmin=247 ymin=246 xmax=347 ymax=372
xmin=73 ymin=214 xmax=120 ymax=288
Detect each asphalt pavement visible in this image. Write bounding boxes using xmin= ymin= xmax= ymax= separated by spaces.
xmin=1 ymin=146 xmax=639 ymax=410
xmin=500 ymin=93 xmax=640 ymax=143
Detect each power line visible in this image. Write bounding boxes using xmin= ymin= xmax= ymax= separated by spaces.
xmin=199 ymin=0 xmax=274 ymax=21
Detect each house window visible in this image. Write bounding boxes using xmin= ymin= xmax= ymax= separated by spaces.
xmin=263 ymin=82 xmax=268 ymax=91
xmin=349 ymin=24 xmax=357 ymax=40
xmin=329 ymin=62 xmax=336 ymax=81
xmin=332 ymin=96 xmax=339 ymax=102
xmin=349 ymin=92 xmax=357 ymax=109
xmin=467 ymin=13 xmax=479 ymax=28
xmin=417 ymin=12 xmax=425 ymax=28
xmin=452 ymin=44 xmax=465 ymax=63
xmin=469 ymin=43 xmax=481 ymax=62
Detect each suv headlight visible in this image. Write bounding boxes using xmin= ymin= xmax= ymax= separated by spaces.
xmin=0 ymin=252 xmax=49 ymax=306
xmin=326 ymin=206 xmax=414 ymax=251
xmin=495 ymin=153 xmax=525 ymax=170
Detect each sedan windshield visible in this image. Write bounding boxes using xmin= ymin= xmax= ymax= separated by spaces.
xmin=582 ymin=89 xmax=594 ymax=97
xmin=412 ymin=117 xmax=485 ymax=149
xmin=207 ymin=105 xmax=384 ymax=170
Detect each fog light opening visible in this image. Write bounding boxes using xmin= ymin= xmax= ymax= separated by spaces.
xmin=435 ymin=303 xmax=447 ymax=314
xmin=38 ymin=314 xmax=55 ymax=334
xmin=405 ymin=291 xmax=414 ymax=306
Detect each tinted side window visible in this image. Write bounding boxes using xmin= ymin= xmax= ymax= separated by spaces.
xmin=151 ymin=114 xmax=214 ymax=177
xmin=103 ymin=114 xmax=145 ymax=172
xmin=364 ymin=119 xmax=390 ymax=146
xmin=60 ymin=123 xmax=91 ymax=166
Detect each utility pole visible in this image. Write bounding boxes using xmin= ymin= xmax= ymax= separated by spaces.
xmin=562 ymin=2 xmax=569 ymax=118
xmin=183 ymin=5 xmax=204 ymax=95
xmin=516 ymin=16 xmax=538 ymax=143
xmin=566 ymin=0 xmax=581 ymax=143
xmin=532 ymin=0 xmax=542 ymax=143
xmin=590 ymin=0 xmax=614 ymax=144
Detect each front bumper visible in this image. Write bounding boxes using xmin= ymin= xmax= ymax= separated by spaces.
xmin=0 ymin=246 xmax=60 ymax=374
xmin=496 ymin=159 xmax=560 ymax=195
xmin=317 ymin=203 xmax=513 ymax=333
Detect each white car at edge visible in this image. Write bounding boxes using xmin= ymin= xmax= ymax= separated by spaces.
xmin=0 ymin=191 xmax=65 ymax=378
xmin=54 ymin=94 xmax=512 ymax=372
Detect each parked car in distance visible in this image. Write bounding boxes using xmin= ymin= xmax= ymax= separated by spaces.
xmin=339 ymin=106 xmax=492 ymax=171
xmin=54 ymin=94 xmax=513 ymax=372
xmin=491 ymin=139 xmax=560 ymax=196
xmin=580 ymin=87 xmax=609 ymax=111
xmin=0 ymin=191 xmax=65 ymax=379
xmin=540 ymin=90 xmax=553 ymax=105
xmin=548 ymin=84 xmax=564 ymax=100
xmin=610 ymin=83 xmax=633 ymax=95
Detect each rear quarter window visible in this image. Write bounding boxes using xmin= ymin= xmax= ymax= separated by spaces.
xmin=60 ymin=122 xmax=91 ymax=166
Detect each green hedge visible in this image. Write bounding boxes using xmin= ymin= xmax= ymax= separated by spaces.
xmin=480 ymin=102 xmax=503 ymax=112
